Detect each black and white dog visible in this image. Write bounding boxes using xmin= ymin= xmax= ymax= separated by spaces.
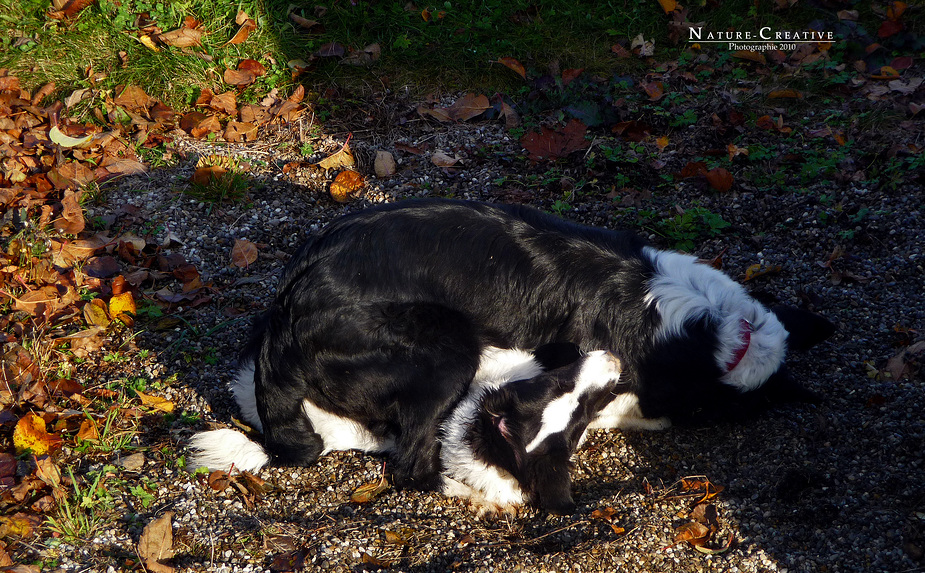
xmin=193 ymin=199 xmax=833 ymax=507
xmin=192 ymin=346 xmax=623 ymax=514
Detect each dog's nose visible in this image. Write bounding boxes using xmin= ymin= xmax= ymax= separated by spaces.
xmin=603 ymin=351 xmax=621 ymax=373
xmin=545 ymin=498 xmax=577 ymax=516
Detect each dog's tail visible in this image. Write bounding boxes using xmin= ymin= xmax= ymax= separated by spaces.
xmin=188 ymin=429 xmax=270 ymax=472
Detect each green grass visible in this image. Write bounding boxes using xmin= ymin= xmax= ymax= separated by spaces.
xmin=2 ymin=0 xmax=921 ymax=111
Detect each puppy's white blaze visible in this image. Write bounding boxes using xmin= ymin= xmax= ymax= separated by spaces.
xmin=301 ymin=399 xmax=393 ymax=454
xmin=472 ymin=347 xmax=544 ymax=390
xmin=188 ymin=428 xmax=269 ymax=472
xmin=524 ymin=350 xmax=620 ymax=453
xmin=231 ymin=360 xmax=261 ymax=431
xmin=588 ymin=393 xmax=672 ymax=431
xmin=643 ymin=247 xmax=788 ymax=392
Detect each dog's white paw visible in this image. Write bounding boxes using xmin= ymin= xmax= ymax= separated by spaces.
xmin=442 ymin=477 xmax=524 ymax=518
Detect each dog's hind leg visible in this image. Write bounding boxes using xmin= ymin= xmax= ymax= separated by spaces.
xmin=253 ymin=346 xmax=325 ymax=467
xmin=314 ymin=302 xmax=482 ymax=491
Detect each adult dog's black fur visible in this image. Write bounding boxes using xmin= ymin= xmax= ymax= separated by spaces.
xmin=244 ymin=199 xmax=834 ymax=489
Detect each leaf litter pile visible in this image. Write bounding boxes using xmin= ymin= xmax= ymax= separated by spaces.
xmin=1 ymin=0 xmax=925 ymax=571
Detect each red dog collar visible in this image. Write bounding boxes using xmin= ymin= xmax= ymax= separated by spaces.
xmin=726 ymin=318 xmax=753 ymax=371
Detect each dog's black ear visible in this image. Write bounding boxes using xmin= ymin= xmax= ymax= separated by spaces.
xmin=771 ymin=305 xmax=836 ymax=352
xmin=532 ymin=342 xmax=582 ymax=371
xmin=473 ymin=389 xmax=522 ymax=470
xmin=761 ymin=365 xmax=821 ymax=405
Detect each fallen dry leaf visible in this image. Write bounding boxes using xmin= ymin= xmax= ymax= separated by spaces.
xmin=631 ymin=34 xmax=654 ymax=57
xmin=884 ymin=341 xmax=925 ymax=380
xmin=109 ymin=291 xmax=136 ymax=325
xmin=499 ymin=101 xmax=521 ymax=130
xmin=191 ymin=165 xmax=227 ymax=186
xmin=329 ymin=170 xmax=365 ymax=203
xmin=642 ymin=81 xmax=665 ymax=101
xmin=83 ymin=298 xmax=111 ymax=328
xmin=226 ymin=11 xmax=257 ymax=46
xmin=342 ymin=43 xmax=381 ymax=66
xmin=13 ymin=413 xmax=63 ymax=455
xmin=224 ymin=121 xmax=258 ymax=143
xmin=136 ymin=390 xmax=174 ymax=413
xmin=223 ymin=68 xmax=256 ymax=87
xmin=0 ymin=512 xmax=41 ymax=538
xmin=768 ymin=89 xmax=803 ymax=99
xmin=76 ymin=418 xmax=99 ymax=441
xmin=657 ymin=0 xmax=678 ymax=13
xmin=431 ymin=151 xmax=460 ymax=168
xmin=238 ymin=59 xmax=266 ymax=77
xmin=674 ymin=521 xmax=711 ymax=546
xmin=418 ymin=93 xmax=491 ymax=123
xmin=351 ymin=472 xmax=390 ymax=503
xmin=190 ymin=115 xmax=222 ymax=139
xmin=47 ymin=0 xmax=96 ymax=19
xmin=316 ymin=144 xmax=356 ymax=170
xmin=374 ymin=151 xmax=396 ymax=178
xmin=705 ymin=167 xmax=734 ymax=192
xmin=290 ymin=13 xmax=320 ymax=31
xmin=498 ymin=57 xmax=527 ymax=80
xmin=733 ymin=50 xmax=767 ymax=65
xmin=231 ymin=239 xmax=259 ymax=268
xmin=54 ymin=190 xmax=85 ymax=234
xmin=138 ymin=512 xmax=175 ymax=573
xmin=34 ymin=455 xmax=63 ymax=498
xmin=208 ymin=469 xmax=231 ymax=490
xmin=159 ymin=27 xmax=203 ymax=48
xmin=521 ymin=119 xmax=589 ymax=162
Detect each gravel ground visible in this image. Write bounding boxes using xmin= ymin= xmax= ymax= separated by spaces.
xmin=57 ymin=106 xmax=924 ymax=573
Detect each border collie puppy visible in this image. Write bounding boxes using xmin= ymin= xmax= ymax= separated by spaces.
xmin=191 ymin=347 xmax=623 ymax=514
xmin=206 ymin=199 xmax=834 ymax=492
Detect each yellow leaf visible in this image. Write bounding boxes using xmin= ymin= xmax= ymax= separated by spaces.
xmin=743 ymin=263 xmax=782 ymax=282
xmin=656 ymin=136 xmax=669 ymax=151
xmin=109 ymin=292 xmax=136 ymax=326
xmin=657 ymin=0 xmax=678 ymax=13
xmin=83 ymin=298 xmax=111 ymax=328
xmin=13 ymin=413 xmax=62 ymax=455
xmin=136 ymin=391 xmax=175 ymax=413
xmin=872 ymin=66 xmax=900 ymax=79
xmin=0 ymin=513 xmax=41 ymax=538
xmin=49 ymin=126 xmax=93 ymax=148
xmin=139 ymin=34 xmax=160 ymax=52
xmin=316 ymin=145 xmax=356 ymax=170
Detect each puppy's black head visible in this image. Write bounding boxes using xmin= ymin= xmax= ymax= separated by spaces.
xmin=468 ymin=351 xmax=622 ymax=514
